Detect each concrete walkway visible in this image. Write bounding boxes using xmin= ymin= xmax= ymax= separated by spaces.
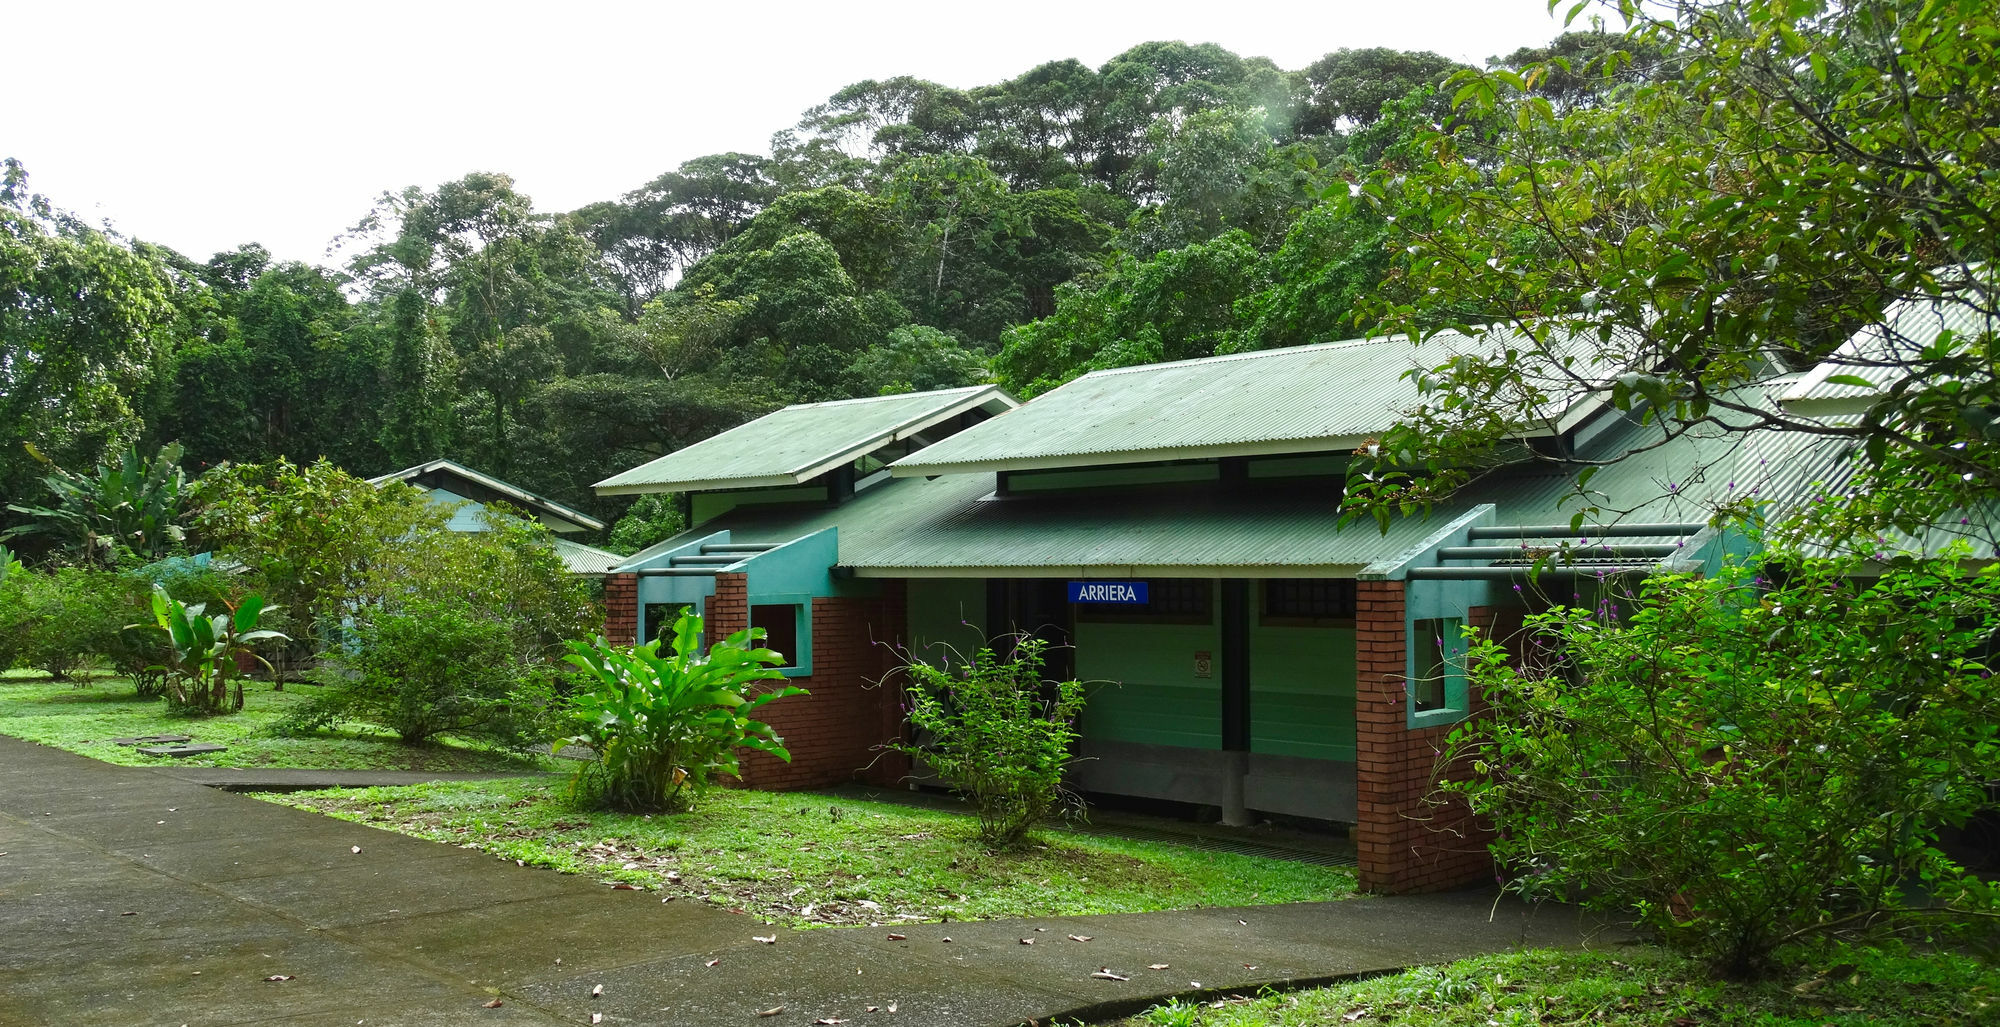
xmin=0 ymin=735 xmax=1624 ymax=1026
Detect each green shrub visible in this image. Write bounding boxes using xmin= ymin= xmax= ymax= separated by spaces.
xmin=288 ymin=598 xmax=550 ymax=746
xmin=892 ymin=637 xmax=1087 ymax=848
xmin=560 ymin=610 xmax=804 ymax=812
xmin=0 ymin=567 xmax=131 ymax=681
xmin=144 ymin=585 xmax=287 ymax=714
xmin=114 ymin=556 xmax=235 ymax=696
xmin=1446 ymin=555 xmax=2000 ymax=978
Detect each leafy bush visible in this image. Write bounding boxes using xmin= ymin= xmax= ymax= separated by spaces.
xmin=145 ymin=585 xmax=288 ymax=713
xmin=1446 ymin=555 xmax=2000 ymax=978
xmin=287 ymin=598 xmax=550 ymax=746
xmin=3 ymin=442 xmax=190 ymax=567
xmin=560 ymin=610 xmax=804 ymax=812
xmin=892 ymin=637 xmax=1087 ymax=848
xmin=114 ymin=556 xmax=235 ymax=696
xmin=0 ymin=567 xmax=131 ymax=681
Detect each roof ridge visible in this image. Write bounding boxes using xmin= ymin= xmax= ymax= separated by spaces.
xmin=775 ymin=385 xmax=986 ymax=413
xmin=1076 ymin=336 xmax=1389 ymax=379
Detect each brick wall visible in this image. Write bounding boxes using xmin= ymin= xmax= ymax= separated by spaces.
xmin=1352 ymin=580 xmax=1497 ymax=894
xmin=603 ymin=573 xmax=638 ymax=646
xmin=732 ymin=579 xmax=909 ymax=791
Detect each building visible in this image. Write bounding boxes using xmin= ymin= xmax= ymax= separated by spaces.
xmin=587 ymin=329 xmax=1925 ymax=893
xmin=369 ymin=459 xmax=625 ymax=577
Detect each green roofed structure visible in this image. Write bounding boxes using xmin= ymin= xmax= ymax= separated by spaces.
xmin=369 ymin=459 xmax=623 ymax=577
xmin=589 ymin=328 xmax=1958 ymax=895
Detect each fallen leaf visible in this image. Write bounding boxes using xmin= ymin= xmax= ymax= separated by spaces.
xmin=265 ymin=974 xmax=294 ymax=982
xmin=753 ymin=935 xmax=777 ymax=944
xmin=1068 ymin=935 xmax=1092 ymax=942
xmin=866 ymin=1007 xmax=878 ymax=1013
xmin=940 ymin=937 xmax=952 ymax=943
xmin=612 ymin=883 xmax=639 ymax=890
xmin=1342 ymin=1009 xmax=1368 ymax=1022
xmin=592 ymin=984 xmax=603 ymax=997
xmin=886 ymin=933 xmax=906 ymax=941
xmin=887 ymin=1003 xmax=897 ymax=1013
xmin=814 ymin=1020 xmax=845 ymax=1025
xmin=1243 ymin=964 xmax=1258 ymax=970
xmin=482 ymin=999 xmax=503 ymax=1009
xmin=351 ymin=846 xmax=361 ymax=854
xmin=705 ymin=959 xmax=720 ymax=967
xmin=1034 ymin=927 xmax=1047 ymax=932
xmin=756 ymin=1007 xmax=784 ymax=1017
xmin=801 ymin=903 xmax=816 ymax=917
xmin=119 ymin=911 xmax=138 ymax=916
xmin=1238 ymin=919 xmax=1248 ymax=925
xmin=591 ymin=1014 xmax=603 ymax=1025
xmin=1019 ymin=938 xmax=1035 ymax=945
xmin=1090 ymin=969 xmax=1130 ymax=981
xmin=1148 ymin=964 xmax=1170 ymax=970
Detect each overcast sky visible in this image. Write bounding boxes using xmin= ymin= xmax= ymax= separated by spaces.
xmin=7 ymin=0 xmax=1568 ymax=267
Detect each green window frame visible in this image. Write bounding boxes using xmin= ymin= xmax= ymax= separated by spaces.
xmin=1408 ymin=616 xmax=1470 ymax=728
xmin=748 ymin=592 xmax=813 ymax=678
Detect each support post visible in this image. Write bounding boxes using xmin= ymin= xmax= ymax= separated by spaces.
xmin=1219 ymin=578 xmax=1251 ymax=827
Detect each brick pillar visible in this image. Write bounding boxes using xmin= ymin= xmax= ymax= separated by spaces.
xmin=1353 ymin=579 xmax=1495 ymax=894
xmin=708 ymin=572 xmax=749 ymax=640
xmin=604 ymin=573 xmax=638 ymax=646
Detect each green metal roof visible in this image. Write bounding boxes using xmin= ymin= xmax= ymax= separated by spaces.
xmin=552 ymin=537 xmax=627 ymax=576
xmin=891 ymin=328 xmax=1620 ymax=477
xmin=369 ymin=459 xmax=604 ymax=532
xmin=594 ymin=385 xmax=1017 ymax=496
xmin=1779 ymin=292 xmax=1995 ymax=417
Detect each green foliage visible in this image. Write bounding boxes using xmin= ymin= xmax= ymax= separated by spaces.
xmin=1348 ymin=0 xmax=2000 ymax=533
xmin=289 ymin=598 xmax=548 ymax=746
xmin=0 ymin=567 xmax=131 ymax=681
xmin=851 ymin=325 xmax=988 ymax=395
xmin=4 ymin=442 xmax=189 ymax=567
xmin=1445 ymin=554 xmax=2000 ymax=977
xmin=893 ymin=638 xmax=1087 ymax=848
xmin=1129 ymin=944 xmax=2000 ymax=1027
xmin=559 ymin=611 xmax=804 ymax=813
xmin=191 ymin=458 xmax=446 ymax=661
xmin=605 ymin=493 xmax=685 ymax=555
xmin=144 ymin=584 xmax=287 ymax=714
xmin=111 ymin=556 xmax=233 ymax=696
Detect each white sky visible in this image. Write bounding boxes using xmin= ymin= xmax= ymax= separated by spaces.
xmin=6 ymin=0 xmax=1567 ymax=267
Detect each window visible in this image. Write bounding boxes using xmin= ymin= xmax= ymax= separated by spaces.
xmin=1261 ymin=579 xmax=1357 ymax=626
xmin=746 ymin=596 xmax=812 ymax=677
xmin=643 ymin=603 xmax=693 ymax=645
xmin=1411 ymin=617 xmax=1468 ymax=722
xmin=1073 ymin=579 xmax=1212 ymax=624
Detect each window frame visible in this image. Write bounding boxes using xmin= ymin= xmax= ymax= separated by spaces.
xmin=1408 ymin=615 xmax=1470 ymax=728
xmin=747 ymin=592 xmax=813 ymax=678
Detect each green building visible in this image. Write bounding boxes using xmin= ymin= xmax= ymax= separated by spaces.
xmin=590 ymin=326 xmax=1915 ymax=893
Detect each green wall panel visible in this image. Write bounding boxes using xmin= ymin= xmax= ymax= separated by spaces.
xmin=906 ymin=578 xmax=988 ymax=665
xmin=1075 ymin=619 xmax=1221 ymax=750
xmin=1249 ymin=624 xmax=1356 ymax=761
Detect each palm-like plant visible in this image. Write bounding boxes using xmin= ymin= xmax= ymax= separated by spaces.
xmin=146 ymin=585 xmax=288 ymax=714
xmin=5 ymin=443 xmax=190 ymax=566
xmin=560 ymin=610 xmax=806 ymax=812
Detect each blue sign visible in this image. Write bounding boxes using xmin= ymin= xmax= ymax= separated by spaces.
xmin=1068 ymin=580 xmax=1149 ymax=604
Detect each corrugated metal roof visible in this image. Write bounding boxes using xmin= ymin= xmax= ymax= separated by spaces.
xmin=594 ymin=385 xmax=1018 ymax=495
xmin=552 ymin=537 xmax=627 ymax=576
xmin=1780 ymin=292 xmax=1996 ymax=415
xmin=890 ymin=327 xmax=1627 ymax=477
xmin=644 ymin=472 xmax=1445 ymax=577
xmin=369 ymin=459 xmax=605 ymax=532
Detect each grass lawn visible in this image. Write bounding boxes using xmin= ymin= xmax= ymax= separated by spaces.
xmin=1122 ymin=944 xmax=1998 ymax=1027
xmin=0 ymin=669 xmax=553 ymax=773
xmin=264 ymin=777 xmax=1356 ymax=927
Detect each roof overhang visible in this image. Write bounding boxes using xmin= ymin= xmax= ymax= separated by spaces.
xmin=594 ymin=385 xmax=1019 ymax=496
xmin=369 ymin=459 xmax=605 ymax=532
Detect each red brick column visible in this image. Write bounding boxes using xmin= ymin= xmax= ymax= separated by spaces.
xmin=733 ymin=585 xmax=910 ymax=791
xmin=1353 ymin=580 xmax=1495 ymax=894
xmin=708 ymin=572 xmax=749 ymax=640
xmin=604 ymin=573 xmax=638 ymax=646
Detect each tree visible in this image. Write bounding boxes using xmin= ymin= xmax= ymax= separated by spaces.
xmin=1448 ymin=553 xmax=2000 ymax=977
xmin=852 ymin=325 xmax=989 ymax=395
xmin=1291 ymin=47 xmax=1466 ymax=135
xmin=0 ymin=160 xmax=183 ymax=523
xmin=4 ymin=442 xmax=190 ymax=567
xmin=1347 ymin=0 xmax=2000 ymax=543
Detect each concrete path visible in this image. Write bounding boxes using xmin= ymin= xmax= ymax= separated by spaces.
xmin=0 ymin=735 xmax=1623 ymax=1026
